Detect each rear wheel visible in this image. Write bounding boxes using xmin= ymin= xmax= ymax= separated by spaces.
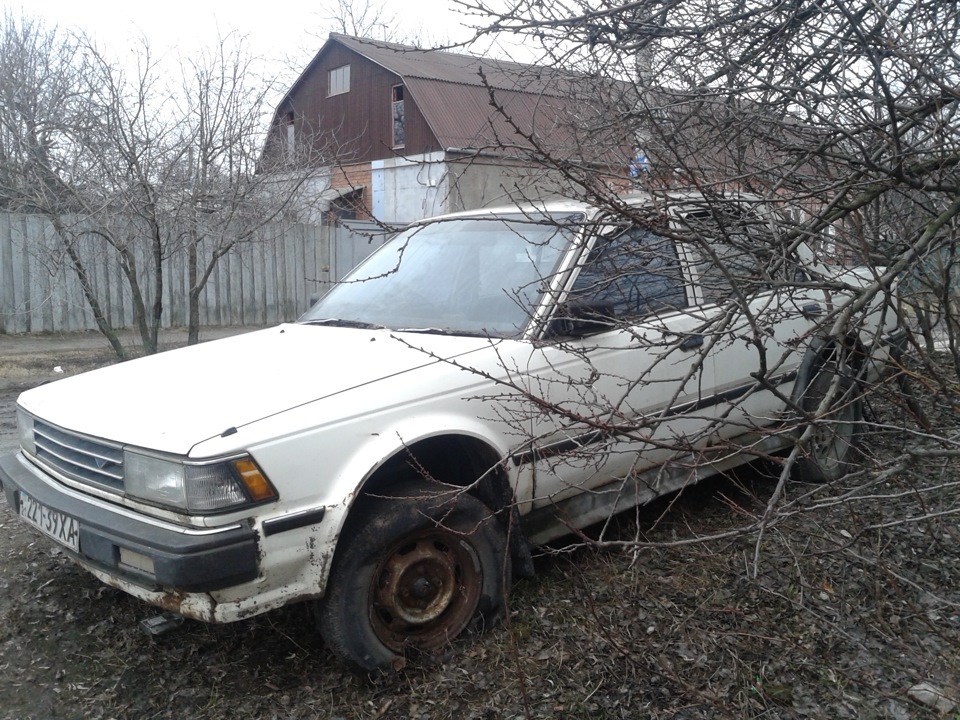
xmin=794 ymin=358 xmax=862 ymax=483
xmin=316 ymin=481 xmax=509 ymax=674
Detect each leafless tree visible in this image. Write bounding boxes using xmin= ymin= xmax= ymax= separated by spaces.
xmin=314 ymin=0 xmax=457 ymax=46
xmin=428 ymin=0 xmax=960 ymax=544
xmin=0 ymin=13 xmax=129 ymax=353
xmin=0 ymin=15 xmax=330 ymax=355
xmin=320 ymin=0 xmax=402 ymax=41
xmin=168 ymin=35 xmax=330 ymax=345
xmin=386 ymin=3 xmax=960 ymax=699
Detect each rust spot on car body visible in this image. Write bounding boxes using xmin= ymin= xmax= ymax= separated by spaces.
xmin=151 ymin=590 xmax=216 ymax=623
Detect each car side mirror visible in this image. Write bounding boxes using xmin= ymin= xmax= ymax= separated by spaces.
xmin=547 ymin=299 xmax=617 ymax=338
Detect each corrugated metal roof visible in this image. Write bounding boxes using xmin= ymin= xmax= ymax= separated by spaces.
xmin=330 ymin=34 xmax=575 ymax=95
xmin=328 ymin=34 xmax=629 ymax=161
xmin=405 ymin=78 xmax=579 ymax=154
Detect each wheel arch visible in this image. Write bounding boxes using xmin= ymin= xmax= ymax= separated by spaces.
xmin=791 ymin=331 xmax=867 ymax=405
xmin=347 ymin=432 xmax=534 ymax=578
xmin=789 ymin=332 xmax=866 ymax=483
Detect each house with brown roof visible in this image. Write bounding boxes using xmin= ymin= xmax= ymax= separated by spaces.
xmin=263 ymin=34 xmax=635 ymax=224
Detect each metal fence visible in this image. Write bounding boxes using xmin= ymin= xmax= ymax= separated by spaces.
xmin=0 ymin=213 xmax=389 ymax=335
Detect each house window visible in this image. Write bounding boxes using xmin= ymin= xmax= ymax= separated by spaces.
xmin=328 ymin=65 xmax=350 ymax=96
xmin=392 ymin=85 xmax=405 ymax=148
xmin=327 ymin=189 xmax=365 ymax=225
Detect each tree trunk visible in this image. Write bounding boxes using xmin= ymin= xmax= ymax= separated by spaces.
xmin=116 ymin=244 xmax=157 ymax=355
xmin=188 ymin=232 xmax=201 ymax=345
xmin=53 ymin=223 xmax=127 ymax=360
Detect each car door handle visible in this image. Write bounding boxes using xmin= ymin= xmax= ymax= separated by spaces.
xmin=800 ymin=302 xmax=823 ymax=318
xmin=678 ymin=334 xmax=704 ymax=351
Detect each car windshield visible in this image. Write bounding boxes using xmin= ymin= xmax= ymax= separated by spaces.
xmin=301 ymin=213 xmax=578 ymax=337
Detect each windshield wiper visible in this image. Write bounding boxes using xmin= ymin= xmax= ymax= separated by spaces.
xmin=302 ymin=318 xmax=385 ymax=330
xmin=396 ymin=327 xmax=494 ymax=338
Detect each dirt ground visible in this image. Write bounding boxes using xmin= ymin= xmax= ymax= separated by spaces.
xmin=0 ymin=329 xmax=958 ymax=719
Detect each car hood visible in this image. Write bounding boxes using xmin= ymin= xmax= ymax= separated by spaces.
xmin=18 ymin=324 xmax=501 ymax=455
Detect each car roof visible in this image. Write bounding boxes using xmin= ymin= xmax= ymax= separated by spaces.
xmin=413 ymin=191 xmax=769 ymax=226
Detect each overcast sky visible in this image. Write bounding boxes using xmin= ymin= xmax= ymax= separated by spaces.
xmin=2 ymin=0 xmax=486 ymax=73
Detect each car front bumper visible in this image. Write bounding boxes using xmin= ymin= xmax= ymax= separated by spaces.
xmin=0 ymin=452 xmax=259 ymax=595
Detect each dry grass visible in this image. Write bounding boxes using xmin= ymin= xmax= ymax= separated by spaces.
xmin=2 ymin=455 xmax=957 ymax=719
xmin=0 ymin=350 xmax=118 ymax=387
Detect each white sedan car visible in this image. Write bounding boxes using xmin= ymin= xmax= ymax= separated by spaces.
xmin=0 ymin=193 xmax=898 ymax=673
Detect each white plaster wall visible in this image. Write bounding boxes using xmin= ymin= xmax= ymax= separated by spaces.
xmin=371 ymin=152 xmax=449 ymax=223
xmin=260 ymin=169 xmax=332 ymax=225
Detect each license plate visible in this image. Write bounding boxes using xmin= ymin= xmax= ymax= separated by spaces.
xmin=19 ymin=492 xmax=80 ymax=552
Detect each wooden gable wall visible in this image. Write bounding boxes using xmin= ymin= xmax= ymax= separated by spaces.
xmin=277 ymin=43 xmax=442 ymax=165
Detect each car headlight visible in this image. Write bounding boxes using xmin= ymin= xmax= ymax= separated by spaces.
xmin=124 ymin=451 xmax=278 ymax=514
xmin=16 ymin=408 xmax=35 ymax=456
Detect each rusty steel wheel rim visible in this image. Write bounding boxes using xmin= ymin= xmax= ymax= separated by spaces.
xmin=810 ymin=405 xmax=855 ymax=469
xmin=811 ymin=422 xmax=845 ymax=469
xmin=369 ymin=530 xmax=482 ymax=652
xmin=808 ymin=366 xmax=857 ymax=473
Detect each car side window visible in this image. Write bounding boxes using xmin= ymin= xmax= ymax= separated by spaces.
xmin=567 ymin=225 xmax=688 ymax=323
xmin=681 ymin=208 xmax=773 ymax=304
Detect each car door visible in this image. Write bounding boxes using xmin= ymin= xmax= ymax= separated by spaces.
xmin=518 ymin=219 xmax=719 ymax=509
xmin=677 ymin=204 xmax=827 ymax=443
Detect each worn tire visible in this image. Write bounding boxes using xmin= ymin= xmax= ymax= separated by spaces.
xmin=794 ymin=358 xmax=863 ymax=483
xmin=316 ymin=481 xmax=509 ymax=674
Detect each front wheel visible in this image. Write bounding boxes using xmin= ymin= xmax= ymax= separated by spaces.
xmin=316 ymin=481 xmax=509 ymax=674
xmin=794 ymin=358 xmax=863 ymax=483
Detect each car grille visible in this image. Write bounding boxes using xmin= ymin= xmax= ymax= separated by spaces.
xmin=33 ymin=420 xmax=124 ymax=491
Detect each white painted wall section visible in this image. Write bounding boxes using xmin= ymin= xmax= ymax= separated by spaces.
xmin=371 ymin=152 xmax=449 ymax=223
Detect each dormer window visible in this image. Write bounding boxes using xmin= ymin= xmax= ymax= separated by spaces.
xmin=328 ymin=65 xmax=350 ymax=96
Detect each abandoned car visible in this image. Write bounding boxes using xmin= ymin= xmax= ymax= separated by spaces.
xmin=0 ymin=192 xmax=899 ymax=673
